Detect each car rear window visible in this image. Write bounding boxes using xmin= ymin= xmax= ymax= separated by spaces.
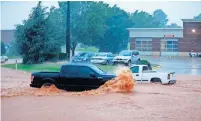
xmin=60 ymin=65 xmax=78 ymax=77
xmin=77 ymin=67 xmax=94 ymax=78
xmin=130 ymin=66 xmax=139 ymax=73
xmin=143 ymin=66 xmax=149 ymax=71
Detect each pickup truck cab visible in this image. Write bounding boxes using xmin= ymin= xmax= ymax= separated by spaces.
xmin=130 ymin=65 xmax=176 ymax=84
xmin=30 ymin=64 xmax=116 ymax=91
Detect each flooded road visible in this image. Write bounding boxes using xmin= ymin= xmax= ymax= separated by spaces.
xmin=1 ymin=67 xmax=201 ymax=121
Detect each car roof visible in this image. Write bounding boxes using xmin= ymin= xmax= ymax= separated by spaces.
xmin=121 ymin=50 xmax=139 ymax=52
xmin=97 ymin=52 xmax=111 ymax=54
xmin=62 ymin=63 xmax=95 ymax=68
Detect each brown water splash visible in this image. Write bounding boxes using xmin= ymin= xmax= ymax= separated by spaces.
xmin=1 ymin=66 xmax=135 ymax=97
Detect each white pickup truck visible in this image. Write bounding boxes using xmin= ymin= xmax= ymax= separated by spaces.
xmin=130 ymin=65 xmax=176 ymax=84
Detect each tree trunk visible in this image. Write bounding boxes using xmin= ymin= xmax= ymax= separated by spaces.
xmin=71 ymin=42 xmax=77 ymax=57
xmin=72 ymin=47 xmax=75 ymax=57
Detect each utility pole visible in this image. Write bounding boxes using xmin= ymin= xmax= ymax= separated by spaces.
xmin=66 ymin=1 xmax=70 ymax=61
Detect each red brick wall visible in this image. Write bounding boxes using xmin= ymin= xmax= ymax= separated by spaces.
xmin=180 ymin=22 xmax=201 ymax=52
xmin=130 ymin=37 xmax=135 ymax=50
xmin=152 ymin=38 xmax=160 ymax=51
xmin=183 ymin=22 xmax=201 ymax=38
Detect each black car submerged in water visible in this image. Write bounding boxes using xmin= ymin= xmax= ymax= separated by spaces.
xmin=30 ymin=64 xmax=116 ymax=91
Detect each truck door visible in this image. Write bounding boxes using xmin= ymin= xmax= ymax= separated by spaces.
xmin=141 ymin=66 xmax=150 ymax=83
xmin=76 ymin=66 xmax=99 ymax=89
xmin=130 ymin=66 xmax=142 ymax=83
xmin=59 ymin=66 xmax=79 ymax=89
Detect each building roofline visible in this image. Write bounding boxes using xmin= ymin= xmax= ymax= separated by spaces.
xmin=0 ymin=29 xmax=15 ymax=31
xmin=127 ymin=28 xmax=183 ymax=30
xmin=181 ymin=19 xmax=201 ymax=22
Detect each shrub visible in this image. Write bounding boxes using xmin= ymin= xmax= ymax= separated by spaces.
xmin=137 ymin=60 xmax=152 ymax=70
xmin=59 ymin=53 xmax=67 ymax=60
xmin=43 ymin=52 xmax=59 ymax=61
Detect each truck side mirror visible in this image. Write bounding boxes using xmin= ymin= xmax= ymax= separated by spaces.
xmin=90 ymin=73 xmax=96 ymax=78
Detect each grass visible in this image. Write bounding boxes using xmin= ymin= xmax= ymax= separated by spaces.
xmin=1 ymin=55 xmax=21 ymax=59
xmin=76 ymin=47 xmax=99 ymax=53
xmin=1 ymin=63 xmax=61 ymax=72
xmin=1 ymin=63 xmax=115 ymax=73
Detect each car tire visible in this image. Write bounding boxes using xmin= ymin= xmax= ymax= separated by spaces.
xmin=127 ymin=61 xmax=131 ymax=67
xmin=138 ymin=58 xmax=140 ymax=61
xmin=151 ymin=78 xmax=161 ymax=83
xmin=137 ymin=59 xmax=140 ymax=64
xmin=42 ymin=83 xmax=53 ymax=88
xmin=106 ymin=60 xmax=109 ymax=65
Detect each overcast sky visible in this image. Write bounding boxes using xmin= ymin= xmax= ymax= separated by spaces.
xmin=1 ymin=1 xmax=201 ymax=30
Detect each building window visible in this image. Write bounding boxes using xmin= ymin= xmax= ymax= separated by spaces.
xmin=135 ymin=38 xmax=152 ymax=51
xmin=161 ymin=39 xmax=178 ymax=52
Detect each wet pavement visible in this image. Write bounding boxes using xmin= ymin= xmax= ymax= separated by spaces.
xmin=142 ymin=56 xmax=201 ymax=75
xmin=3 ymin=56 xmax=201 ymax=75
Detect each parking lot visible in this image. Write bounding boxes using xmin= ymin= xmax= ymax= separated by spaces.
xmin=142 ymin=56 xmax=201 ymax=75
xmin=4 ymin=56 xmax=201 ymax=75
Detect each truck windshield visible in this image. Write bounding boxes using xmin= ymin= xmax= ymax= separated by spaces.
xmin=90 ymin=65 xmax=105 ymax=74
xmin=119 ymin=51 xmax=131 ymax=56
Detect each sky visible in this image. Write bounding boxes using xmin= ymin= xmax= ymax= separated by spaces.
xmin=1 ymin=1 xmax=201 ymax=30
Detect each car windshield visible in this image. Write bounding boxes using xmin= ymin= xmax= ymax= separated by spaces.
xmin=76 ymin=53 xmax=87 ymax=57
xmin=90 ymin=65 xmax=105 ymax=74
xmin=96 ymin=53 xmax=107 ymax=57
xmin=119 ymin=51 xmax=131 ymax=56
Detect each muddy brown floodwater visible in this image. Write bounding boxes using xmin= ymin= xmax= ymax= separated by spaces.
xmin=1 ymin=67 xmax=201 ymax=121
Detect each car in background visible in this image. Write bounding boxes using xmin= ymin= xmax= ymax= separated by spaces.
xmin=71 ymin=52 xmax=95 ymax=63
xmin=189 ymin=52 xmax=198 ymax=57
xmin=198 ymin=53 xmax=201 ymax=57
xmin=1 ymin=55 xmax=8 ymax=63
xmin=113 ymin=50 xmax=140 ymax=66
xmin=90 ymin=52 xmax=115 ymax=65
xmin=189 ymin=52 xmax=201 ymax=58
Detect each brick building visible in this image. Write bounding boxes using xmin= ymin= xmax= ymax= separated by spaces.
xmin=1 ymin=30 xmax=15 ymax=44
xmin=128 ymin=19 xmax=201 ymax=56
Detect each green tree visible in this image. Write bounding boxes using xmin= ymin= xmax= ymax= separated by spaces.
xmin=153 ymin=9 xmax=168 ymax=27
xmin=77 ymin=2 xmax=108 ymax=47
xmin=130 ymin=10 xmax=160 ymax=28
xmin=45 ymin=7 xmax=64 ymax=53
xmin=6 ymin=40 xmax=20 ymax=56
xmin=58 ymin=1 xmax=94 ymax=56
xmin=15 ymin=1 xmax=49 ymax=64
xmin=1 ymin=41 xmax=6 ymax=55
xmin=194 ymin=13 xmax=201 ymax=20
xmin=166 ymin=23 xmax=181 ymax=28
xmin=99 ymin=5 xmax=130 ymax=53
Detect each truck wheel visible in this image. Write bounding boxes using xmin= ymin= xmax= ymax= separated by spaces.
xmin=127 ymin=61 xmax=131 ymax=67
xmin=42 ymin=83 xmax=53 ymax=88
xmin=151 ymin=78 xmax=161 ymax=83
xmin=106 ymin=60 xmax=109 ymax=65
xmin=138 ymin=59 xmax=140 ymax=62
